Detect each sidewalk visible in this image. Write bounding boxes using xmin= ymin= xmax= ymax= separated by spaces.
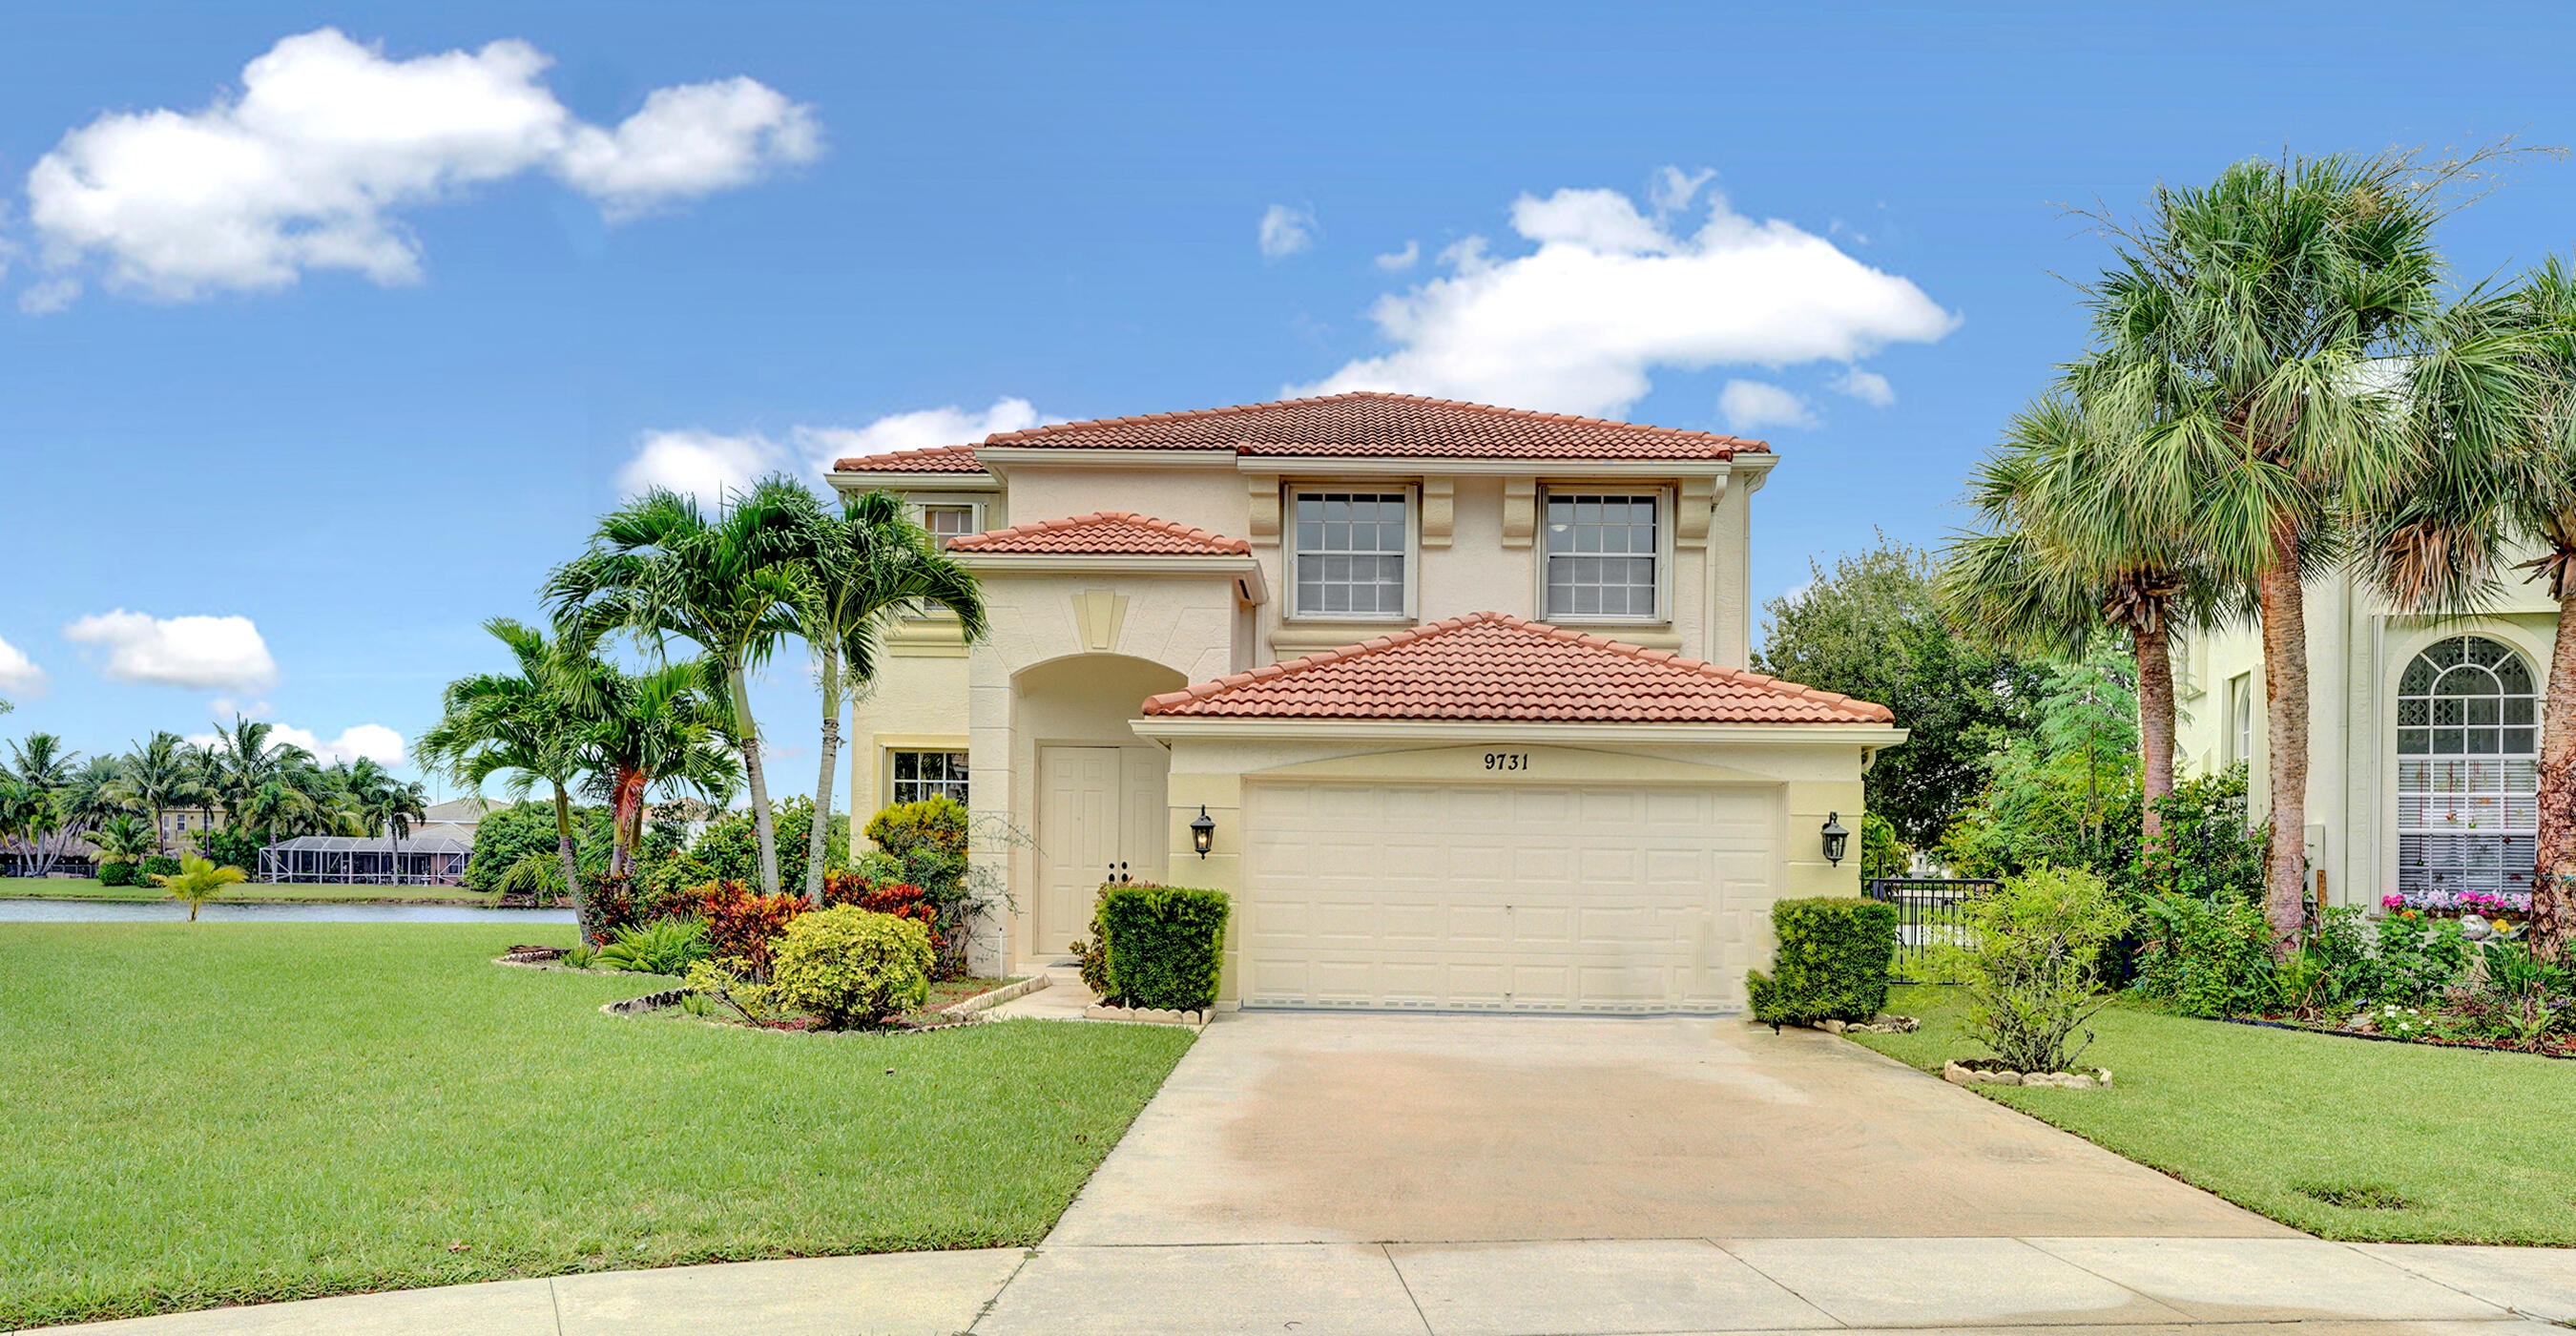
xmin=39 ymin=1236 xmax=2576 ymax=1334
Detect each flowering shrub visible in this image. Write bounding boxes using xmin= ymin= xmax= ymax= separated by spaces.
xmin=687 ymin=880 xmax=810 ymax=976
xmin=2381 ymin=888 xmax=2531 ymax=916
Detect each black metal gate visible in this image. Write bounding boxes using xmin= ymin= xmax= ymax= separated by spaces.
xmin=1864 ymin=877 xmax=1996 ymax=981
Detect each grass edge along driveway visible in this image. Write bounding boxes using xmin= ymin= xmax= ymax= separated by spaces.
xmin=0 ymin=923 xmax=1193 ymax=1331
xmin=1853 ymin=984 xmax=2576 ymax=1246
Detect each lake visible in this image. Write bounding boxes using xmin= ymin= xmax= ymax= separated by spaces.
xmin=0 ymin=901 xmax=576 ymax=924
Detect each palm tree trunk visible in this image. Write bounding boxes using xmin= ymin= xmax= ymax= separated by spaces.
xmin=2532 ymin=589 xmax=2576 ymax=964
xmin=805 ymin=645 xmax=841 ymax=907
xmin=2257 ymin=541 xmax=2312 ymax=949
xmin=151 ymin=803 xmax=167 ymax=858
xmin=2135 ymin=624 xmax=2177 ymax=847
xmin=726 ymin=657 xmax=781 ymax=897
xmin=609 ymin=770 xmax=647 ymax=880
xmin=551 ymin=783 xmax=584 ymax=922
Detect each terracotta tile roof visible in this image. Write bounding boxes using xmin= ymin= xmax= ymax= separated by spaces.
xmin=946 ymin=511 xmax=1251 ymax=556
xmin=1142 ymin=613 xmax=1893 ymax=723
xmin=987 ymin=391 xmax=1766 ymax=460
xmin=830 ymin=443 xmax=987 ymax=473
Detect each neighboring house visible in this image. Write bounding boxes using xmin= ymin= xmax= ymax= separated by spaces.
xmin=2172 ymin=554 xmax=2560 ymax=908
xmin=827 ymin=392 xmax=1903 ymax=1013
xmin=420 ymin=797 xmax=496 ymax=827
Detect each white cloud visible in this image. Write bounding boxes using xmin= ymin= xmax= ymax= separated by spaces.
xmin=1374 ymin=240 xmax=1420 ymax=272
xmin=621 ymin=398 xmax=1047 ymax=505
xmin=209 ymin=696 xmax=274 ymax=720
xmin=1258 ymin=203 xmax=1318 ymax=261
xmin=1835 ymin=366 xmax=1896 ymax=407
xmin=1719 ymin=379 xmax=1817 ymax=432
xmin=0 ymin=635 xmax=45 ymax=696
xmin=22 ymin=28 xmax=820 ymax=304
xmin=1290 ymin=169 xmax=1955 ymax=418
xmin=1648 ymin=165 xmax=1716 ymax=216
xmin=186 ymin=721 xmax=404 ymax=766
xmin=63 ymin=610 xmax=278 ymax=691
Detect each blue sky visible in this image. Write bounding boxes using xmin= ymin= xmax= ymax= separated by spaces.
xmin=4 ymin=1 xmax=2572 ymax=801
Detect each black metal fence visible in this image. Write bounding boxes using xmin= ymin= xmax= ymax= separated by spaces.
xmin=1865 ymin=877 xmax=1998 ymax=981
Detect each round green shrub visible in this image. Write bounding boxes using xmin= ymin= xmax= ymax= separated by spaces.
xmin=768 ymin=905 xmax=933 ymax=1029
xmin=140 ymin=855 xmax=181 ymax=880
xmin=96 ymin=861 xmax=137 ymax=887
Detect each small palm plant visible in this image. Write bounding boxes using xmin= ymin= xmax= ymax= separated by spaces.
xmin=153 ymin=854 xmax=248 ymax=922
xmin=91 ymin=814 xmax=158 ymax=866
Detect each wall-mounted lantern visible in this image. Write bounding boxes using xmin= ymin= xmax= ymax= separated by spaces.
xmin=1820 ymin=812 xmax=1851 ymax=866
xmin=1190 ymin=805 xmax=1216 ymax=859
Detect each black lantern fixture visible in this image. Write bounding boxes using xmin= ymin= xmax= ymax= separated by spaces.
xmin=1190 ymin=804 xmax=1216 ymax=859
xmin=1819 ymin=812 xmax=1851 ymax=866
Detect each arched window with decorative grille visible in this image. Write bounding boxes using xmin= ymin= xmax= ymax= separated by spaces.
xmin=2396 ymin=635 xmax=2541 ymax=902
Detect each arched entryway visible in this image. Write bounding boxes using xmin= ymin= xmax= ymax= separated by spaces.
xmin=2396 ymin=635 xmax=2541 ymax=902
xmin=1012 ymin=654 xmax=1188 ymax=950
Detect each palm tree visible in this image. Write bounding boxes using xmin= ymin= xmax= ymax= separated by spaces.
xmin=112 ymin=732 xmax=197 ymax=857
xmin=182 ymin=741 xmax=227 ymax=853
xmin=1944 ymin=392 xmax=2226 ymax=846
xmin=2074 ymin=146 xmax=2537 ymax=943
xmin=155 ymin=854 xmax=247 ymax=921
xmin=795 ymin=490 xmax=989 ymax=903
xmin=418 ymin=618 xmax=595 ymax=909
xmin=546 ymin=478 xmax=816 ymax=896
xmin=92 ymin=814 xmax=156 ymax=866
xmin=341 ymin=757 xmax=427 ymax=883
xmin=572 ymin=657 xmax=740 ymax=879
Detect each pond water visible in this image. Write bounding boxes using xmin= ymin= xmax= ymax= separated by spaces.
xmin=0 ymin=900 xmax=575 ymax=924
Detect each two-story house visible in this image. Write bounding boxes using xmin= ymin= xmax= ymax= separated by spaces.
xmin=826 ymin=391 xmax=1902 ymax=1013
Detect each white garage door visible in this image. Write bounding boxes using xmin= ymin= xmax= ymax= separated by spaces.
xmin=1240 ymin=781 xmax=1780 ymax=1013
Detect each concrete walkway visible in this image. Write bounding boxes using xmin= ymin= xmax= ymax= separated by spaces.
xmin=37 ymin=1006 xmax=2576 ymax=1334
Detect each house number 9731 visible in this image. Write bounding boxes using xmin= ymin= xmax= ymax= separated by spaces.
xmin=1484 ymin=752 xmax=1531 ymax=771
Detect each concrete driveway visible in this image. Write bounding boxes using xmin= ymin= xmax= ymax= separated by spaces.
xmin=1048 ymin=1009 xmax=2292 ymax=1245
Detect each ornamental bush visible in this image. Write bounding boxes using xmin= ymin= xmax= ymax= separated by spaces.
xmin=140 ymin=855 xmax=180 ymax=880
xmin=1932 ymin=866 xmax=2129 ymax=1074
xmin=1097 ymin=884 xmax=1230 ymax=1011
xmin=1746 ymin=897 xmax=1900 ymax=1029
xmin=96 ymin=861 xmax=137 ymax=887
xmin=687 ymin=880 xmax=809 ymax=977
xmin=768 ymin=905 xmax=934 ymax=1028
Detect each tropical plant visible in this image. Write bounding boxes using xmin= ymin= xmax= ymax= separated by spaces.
xmin=90 ymin=814 xmax=156 ymax=866
xmin=418 ymin=618 xmax=600 ymax=912
xmin=338 ymin=757 xmax=426 ymax=872
xmin=153 ymin=854 xmax=247 ymax=922
xmin=494 ymin=853 xmax=567 ymax=905
xmin=794 ymin=489 xmax=989 ymax=903
xmin=547 ymin=478 xmax=820 ymax=897
xmin=2072 ymin=145 xmax=2543 ymax=944
xmin=570 ymin=656 xmax=738 ymax=880
xmin=766 ymin=905 xmax=933 ymax=1028
xmin=593 ymin=915 xmax=713 ymax=975
xmin=108 ymin=732 xmax=197 ymax=857
xmin=1755 ymin=536 xmax=2049 ymax=845
xmin=1 ymin=735 xmax=88 ymax=876
xmin=1936 ymin=645 xmax=2141 ymax=879
xmin=1931 ymin=865 xmax=2130 ymax=1074
xmin=694 ymin=796 xmax=843 ymax=891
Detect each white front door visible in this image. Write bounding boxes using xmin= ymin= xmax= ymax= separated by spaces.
xmin=1036 ymin=744 xmax=1169 ymax=951
xmin=1240 ymin=781 xmax=1781 ymax=1013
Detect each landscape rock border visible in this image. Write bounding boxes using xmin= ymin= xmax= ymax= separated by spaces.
xmin=1943 ymin=1058 xmax=2113 ymax=1090
xmin=937 ymin=974 xmax=1049 ymax=1017
xmin=602 ymin=987 xmax=690 ymax=1015
xmin=1084 ymin=1003 xmax=1210 ymax=1028
xmin=1809 ymin=1014 xmax=1920 ymax=1034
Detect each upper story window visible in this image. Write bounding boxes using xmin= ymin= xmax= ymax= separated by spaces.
xmin=1293 ymin=491 xmax=1408 ymax=618
xmin=2228 ymin=674 xmax=2254 ymax=765
xmin=1545 ymin=492 xmax=1661 ymax=620
xmin=920 ymin=504 xmax=979 ymax=541
xmin=2396 ymin=636 xmax=2540 ymax=901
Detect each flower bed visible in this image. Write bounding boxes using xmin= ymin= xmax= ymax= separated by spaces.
xmin=2381 ymin=888 xmax=2530 ymax=919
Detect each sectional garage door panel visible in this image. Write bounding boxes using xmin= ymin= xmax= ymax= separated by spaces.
xmin=1241 ymin=781 xmax=1779 ymax=1013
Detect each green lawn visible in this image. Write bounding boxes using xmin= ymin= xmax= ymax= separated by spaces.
xmin=0 ymin=924 xmax=1193 ymax=1330
xmin=1855 ymin=984 xmax=2576 ymax=1244
xmin=0 ymin=879 xmax=501 ymax=905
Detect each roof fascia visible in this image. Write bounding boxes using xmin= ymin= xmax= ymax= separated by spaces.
xmin=826 ymin=470 xmax=1001 ymax=492
xmin=1129 ymin=717 xmax=1908 ymax=746
xmin=1235 ymin=456 xmax=1745 ymax=478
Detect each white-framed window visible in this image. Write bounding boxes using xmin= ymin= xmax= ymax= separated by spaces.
xmin=1291 ymin=490 xmax=1409 ymax=619
xmin=1544 ymin=491 xmax=1662 ymax=620
xmin=2228 ymin=674 xmax=2253 ymax=766
xmin=920 ymin=503 xmax=980 ymax=541
xmin=2396 ymin=636 xmax=2540 ymax=900
xmin=890 ymin=750 xmax=968 ymax=805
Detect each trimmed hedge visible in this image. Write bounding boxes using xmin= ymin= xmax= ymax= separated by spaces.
xmin=97 ymin=862 xmax=138 ymax=887
xmin=140 ymin=855 xmax=180 ymax=880
xmin=1098 ymin=884 xmax=1230 ymax=1011
xmin=1746 ymin=896 xmax=1899 ymax=1029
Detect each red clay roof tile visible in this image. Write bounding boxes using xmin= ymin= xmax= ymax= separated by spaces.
xmin=1141 ymin=612 xmax=1893 ymax=724
xmin=947 ymin=511 xmax=1251 ymax=555
xmin=829 ymin=443 xmax=987 ymax=473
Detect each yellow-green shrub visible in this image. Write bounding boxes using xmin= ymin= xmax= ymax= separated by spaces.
xmin=766 ymin=905 xmax=933 ymax=1028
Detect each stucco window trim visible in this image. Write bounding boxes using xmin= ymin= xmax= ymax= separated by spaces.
xmin=876 ymin=736 xmax=971 ymax=814
xmin=1536 ymin=485 xmax=1676 ymax=628
xmin=1283 ymin=483 xmax=1419 ymax=625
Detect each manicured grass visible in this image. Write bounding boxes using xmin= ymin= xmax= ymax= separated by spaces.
xmin=0 ymin=879 xmax=501 ymax=905
xmin=1854 ymin=984 xmax=2576 ymax=1245
xmin=0 ymin=925 xmax=1193 ymax=1329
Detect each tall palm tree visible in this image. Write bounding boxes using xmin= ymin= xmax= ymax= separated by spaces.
xmin=1944 ymin=392 xmax=2227 ymax=846
xmin=418 ymin=618 xmax=595 ymax=909
xmin=795 ymin=490 xmax=990 ymax=903
xmin=2075 ymin=146 xmax=2535 ymax=943
xmin=341 ymin=757 xmax=427 ymax=883
xmin=111 ymin=732 xmax=196 ymax=856
xmin=571 ymin=656 xmax=740 ymax=879
xmin=92 ymin=814 xmax=157 ymax=866
xmin=182 ymin=741 xmax=228 ymax=852
xmin=546 ymin=478 xmax=816 ymax=896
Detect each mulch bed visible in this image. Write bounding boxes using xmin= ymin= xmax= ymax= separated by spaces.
xmin=2226 ymin=1014 xmax=2576 ymax=1059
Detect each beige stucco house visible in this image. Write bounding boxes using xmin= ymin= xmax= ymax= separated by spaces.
xmin=2172 ymin=556 xmax=2558 ymax=911
xmin=826 ymin=392 xmax=1902 ymax=1012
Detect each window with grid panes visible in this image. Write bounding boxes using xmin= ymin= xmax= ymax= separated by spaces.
xmin=1292 ymin=491 xmax=1407 ymax=616
xmin=920 ymin=504 xmax=978 ymax=540
xmin=2395 ymin=636 xmax=2539 ymax=900
xmin=1545 ymin=492 xmax=1659 ymax=619
xmin=891 ymin=750 xmax=968 ymax=805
